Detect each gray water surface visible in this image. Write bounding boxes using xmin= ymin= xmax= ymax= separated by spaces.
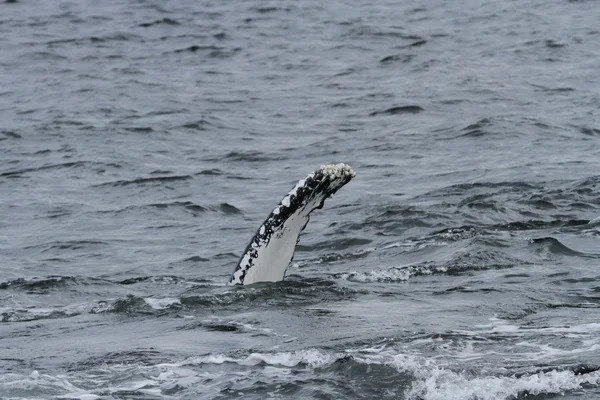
xmin=1 ymin=0 xmax=600 ymax=399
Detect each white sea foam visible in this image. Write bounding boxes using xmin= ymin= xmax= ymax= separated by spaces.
xmin=2 ymin=345 xmax=598 ymax=400
xmin=406 ymin=366 xmax=600 ymax=400
xmin=184 ymin=348 xmax=333 ymax=368
xmin=0 ymin=303 xmax=87 ymax=322
xmin=336 ymin=268 xmax=412 ymax=282
xmin=336 ymin=264 xmax=448 ymax=282
xmin=349 ymin=345 xmax=600 ymax=400
xmin=457 ymin=317 xmax=600 ymax=338
xmin=144 ymin=297 xmax=181 ymax=310
xmin=0 ymin=371 xmax=92 ymax=399
xmin=2 ymin=321 xmax=597 ymax=400
xmin=201 ymin=316 xmax=276 ymax=336
xmin=2 ymin=311 xmax=598 ymax=400
xmin=177 ymin=340 xmax=600 ymax=400
xmin=444 ymin=317 xmax=600 ymax=363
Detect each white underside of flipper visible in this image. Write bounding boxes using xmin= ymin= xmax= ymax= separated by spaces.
xmin=238 ymin=198 xmax=314 ymax=284
xmin=229 ymin=163 xmax=355 ymax=285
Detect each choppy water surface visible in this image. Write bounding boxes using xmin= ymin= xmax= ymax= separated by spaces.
xmin=1 ymin=0 xmax=600 ymax=398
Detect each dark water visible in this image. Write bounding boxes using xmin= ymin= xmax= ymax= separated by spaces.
xmin=1 ymin=0 xmax=600 ymax=398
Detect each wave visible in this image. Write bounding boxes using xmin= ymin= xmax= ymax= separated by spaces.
xmin=203 ymin=150 xmax=285 ymax=163
xmin=334 ymin=264 xmax=447 ymax=283
xmin=1 ymin=308 xmax=80 ymax=323
xmin=369 ymin=105 xmax=424 ymax=116
xmin=138 ymin=18 xmax=180 ymax=28
xmin=86 ymin=280 xmax=363 ymax=316
xmin=404 ymin=363 xmax=600 ymax=400
xmin=94 ymin=174 xmax=192 ymax=187
xmin=530 ymin=237 xmax=596 ymax=258
xmin=118 ymin=274 xmax=209 ymax=285
xmin=98 ymin=201 xmax=242 ymax=216
xmin=7 ymin=345 xmax=597 ymax=400
xmin=494 ymin=219 xmax=589 ymax=231
xmin=1 ymin=161 xmax=113 ymax=178
xmin=0 ymin=301 xmax=88 ymax=322
xmin=297 ymin=237 xmax=372 ymax=252
xmin=90 ymin=295 xmax=181 ymax=315
xmin=0 ymin=130 xmax=22 ymax=140
xmin=295 ymin=246 xmax=377 ymax=266
xmin=0 ymin=276 xmax=111 ymax=293
xmin=171 ymin=45 xmax=241 ymax=58
xmin=334 ymin=246 xmax=526 ymax=283
xmin=180 ymin=279 xmax=364 ymax=308
xmin=184 ymin=348 xmax=332 ymax=368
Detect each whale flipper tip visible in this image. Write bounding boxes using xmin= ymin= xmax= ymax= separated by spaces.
xmin=319 ymin=163 xmax=356 ymax=179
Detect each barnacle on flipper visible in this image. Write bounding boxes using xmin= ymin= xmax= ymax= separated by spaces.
xmin=319 ymin=163 xmax=356 ymax=179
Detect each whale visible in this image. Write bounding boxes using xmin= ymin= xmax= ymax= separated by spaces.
xmin=228 ymin=163 xmax=356 ymax=285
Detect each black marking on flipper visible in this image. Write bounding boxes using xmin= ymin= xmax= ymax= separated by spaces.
xmin=229 ymin=163 xmax=355 ymax=285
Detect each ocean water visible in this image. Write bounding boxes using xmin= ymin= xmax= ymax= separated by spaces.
xmin=1 ymin=0 xmax=600 ymax=399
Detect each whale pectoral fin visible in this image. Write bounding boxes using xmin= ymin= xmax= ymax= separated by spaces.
xmin=228 ymin=163 xmax=355 ymax=285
